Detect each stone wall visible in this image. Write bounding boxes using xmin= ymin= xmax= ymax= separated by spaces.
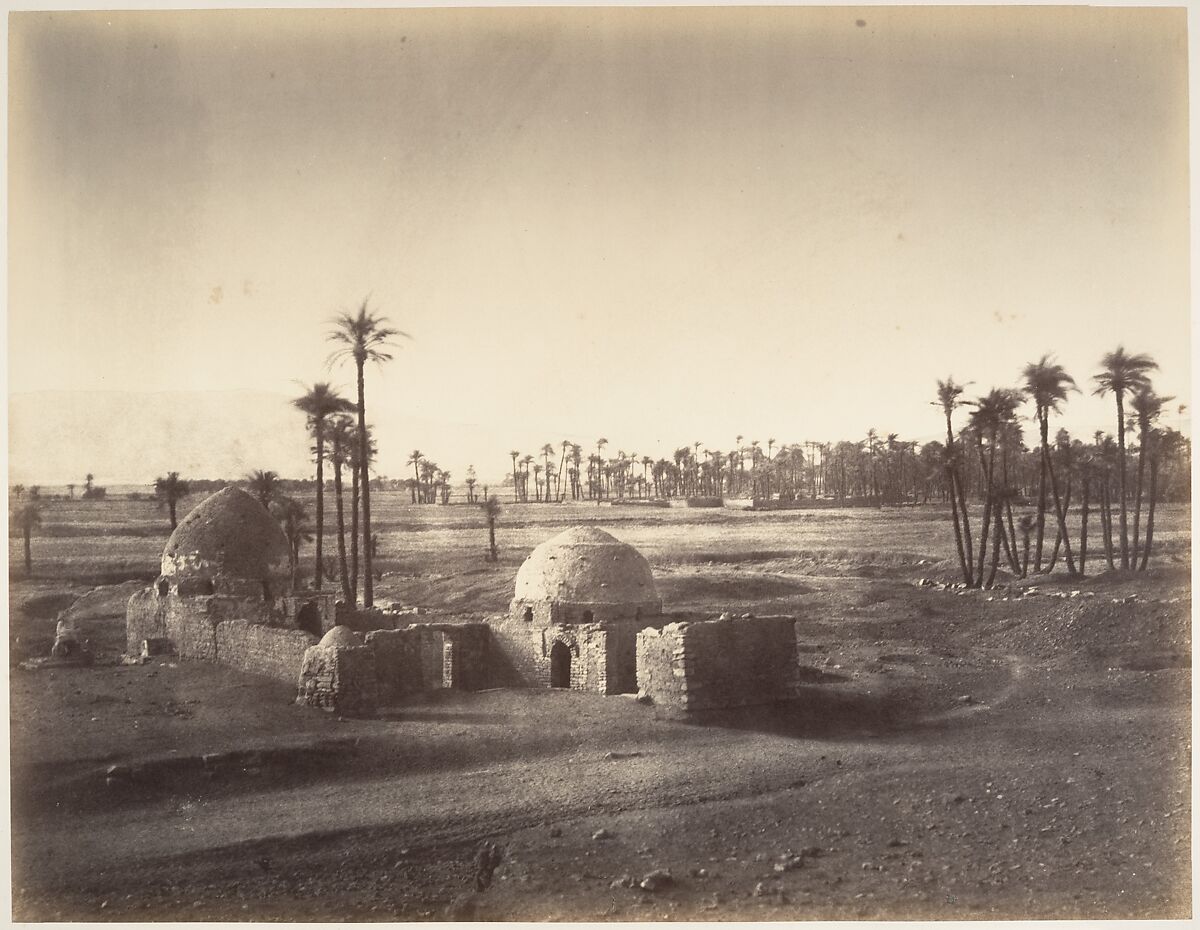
xmin=127 ymin=587 xmax=316 ymax=683
xmin=296 ymin=644 xmax=378 ymax=716
xmin=488 ymin=616 xmax=626 ymax=693
xmin=215 ymin=620 xmax=317 ymax=684
xmin=636 ymin=616 xmax=798 ymax=712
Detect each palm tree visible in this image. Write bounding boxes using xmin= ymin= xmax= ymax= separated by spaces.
xmin=328 ymin=415 xmax=355 ymax=602
xmin=347 ymin=423 xmax=379 ymax=599
xmin=1129 ymin=388 xmax=1172 ymax=565
xmin=935 ymin=378 xmax=973 ymax=585
xmin=271 ymin=496 xmax=314 ymax=591
xmin=1022 ymin=356 xmax=1078 ymax=575
xmin=246 ymin=470 xmax=280 ymax=509
xmin=1093 ymin=347 xmax=1158 ymax=568
xmin=408 ymin=450 xmax=424 ymax=504
xmin=66 ymin=484 xmax=75 ymax=499
xmin=480 ymin=495 xmax=502 ymax=562
xmin=596 ymin=438 xmax=608 ymax=500
xmin=968 ymin=388 xmax=1023 ymax=587
xmin=509 ymin=451 xmax=521 ymax=503
xmin=12 ymin=498 xmax=43 ymax=574
xmin=328 ymin=299 xmax=407 ymax=608
xmin=154 ymin=471 xmax=191 ymax=529
xmin=292 ymin=382 xmax=354 ymax=592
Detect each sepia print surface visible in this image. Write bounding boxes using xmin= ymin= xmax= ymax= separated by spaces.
xmin=7 ymin=5 xmax=1191 ymax=922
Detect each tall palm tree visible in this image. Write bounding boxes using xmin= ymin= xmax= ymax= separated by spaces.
xmin=509 ymin=451 xmax=521 ymax=503
xmin=327 ymin=415 xmax=355 ymax=602
xmin=12 ymin=498 xmax=43 ymax=574
xmin=935 ymin=378 xmax=974 ymax=585
xmin=407 ymin=450 xmax=425 ymax=504
xmin=1093 ymin=347 xmax=1158 ymax=569
xmin=328 ymin=299 xmax=407 ymax=608
xmin=246 ymin=470 xmax=280 ymax=509
xmin=968 ymin=388 xmax=1023 ymax=587
xmin=347 ymin=423 xmax=379 ymax=598
xmin=595 ymin=438 xmax=608 ymax=501
xmin=1022 ymin=356 xmax=1078 ymax=574
xmin=292 ymin=382 xmax=353 ymax=591
xmin=1128 ymin=388 xmax=1172 ymax=565
xmin=154 ymin=471 xmax=191 ymax=530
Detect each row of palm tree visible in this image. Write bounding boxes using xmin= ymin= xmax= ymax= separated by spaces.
xmin=939 ymin=347 xmax=1180 ymax=588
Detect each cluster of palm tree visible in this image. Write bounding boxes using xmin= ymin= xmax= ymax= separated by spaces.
xmin=503 ymin=435 xmax=937 ymax=505
xmin=284 ymin=300 xmax=405 ymax=608
xmin=154 ymin=472 xmax=191 ymax=529
xmin=404 ymin=450 xmax=458 ymax=504
xmin=938 ymin=347 xmax=1184 ymax=588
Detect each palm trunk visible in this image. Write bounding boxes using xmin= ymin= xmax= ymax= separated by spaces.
xmin=985 ymin=506 xmax=1004 ymax=588
xmin=1034 ymin=415 xmax=1050 ymax=571
xmin=169 ymin=500 xmax=178 ymax=530
xmin=946 ymin=463 xmax=972 ymax=585
xmin=1078 ymin=475 xmax=1090 ymax=577
xmin=1131 ymin=424 xmax=1147 ymax=563
xmin=488 ymin=518 xmax=498 ymax=561
xmin=975 ymin=441 xmax=996 ymax=588
xmin=1100 ymin=476 xmax=1116 ymax=571
xmin=313 ymin=425 xmax=325 ymax=592
xmin=1021 ymin=532 xmax=1031 ymax=578
xmin=955 ymin=468 xmax=974 ymax=578
xmin=334 ymin=458 xmax=351 ymax=603
xmin=1138 ymin=457 xmax=1159 ymax=571
xmin=1044 ymin=452 xmax=1077 ymax=575
xmin=24 ymin=527 xmax=32 ymax=573
xmin=357 ymin=361 xmax=374 ymax=607
xmin=350 ymin=460 xmax=360 ymax=603
xmin=1116 ymin=391 xmax=1130 ymax=569
xmin=1046 ymin=477 xmax=1071 ymax=571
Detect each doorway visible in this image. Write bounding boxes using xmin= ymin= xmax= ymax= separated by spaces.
xmin=297 ymin=601 xmax=322 ymax=636
xmin=550 ymin=641 xmax=572 ymax=689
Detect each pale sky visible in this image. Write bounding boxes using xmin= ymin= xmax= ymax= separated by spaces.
xmin=8 ymin=6 xmax=1192 ymax=483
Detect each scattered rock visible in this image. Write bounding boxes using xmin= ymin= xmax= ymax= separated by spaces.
xmin=592 ymin=829 xmax=612 ymax=841
xmin=610 ymin=875 xmax=636 ymax=889
xmin=639 ymin=869 xmax=673 ymax=892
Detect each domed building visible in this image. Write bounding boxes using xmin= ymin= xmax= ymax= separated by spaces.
xmin=158 ymin=486 xmax=292 ymax=600
xmin=127 ymin=487 xmax=336 ymax=661
xmin=493 ymin=526 xmax=663 ymax=694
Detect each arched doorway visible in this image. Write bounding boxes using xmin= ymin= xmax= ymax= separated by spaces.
xmin=550 ymin=641 xmax=572 ymax=689
xmin=297 ymin=601 xmax=322 ymax=636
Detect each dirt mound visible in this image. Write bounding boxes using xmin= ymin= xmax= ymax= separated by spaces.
xmin=62 ymin=581 xmax=146 ymax=622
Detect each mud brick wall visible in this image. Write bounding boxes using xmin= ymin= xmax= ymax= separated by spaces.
xmin=636 ymin=616 xmax=798 ymax=712
xmin=366 ymin=628 xmax=447 ymax=702
xmin=296 ymin=645 xmax=378 ymax=716
xmin=415 ymin=623 xmax=491 ymax=691
xmin=215 ymin=620 xmax=317 ymax=684
xmin=126 ymin=589 xmax=167 ymax=655
xmin=365 ymin=624 xmax=491 ymax=699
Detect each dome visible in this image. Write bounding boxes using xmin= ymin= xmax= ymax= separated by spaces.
xmin=513 ymin=526 xmax=659 ymax=605
xmin=160 ymin=486 xmax=291 ymax=583
xmin=318 ymin=626 xmax=362 ymax=649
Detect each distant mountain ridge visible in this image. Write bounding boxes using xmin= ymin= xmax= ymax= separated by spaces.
xmin=8 ymin=389 xmax=508 ymax=486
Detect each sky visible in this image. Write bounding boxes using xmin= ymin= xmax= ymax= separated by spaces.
xmin=7 ymin=6 xmax=1192 ymax=484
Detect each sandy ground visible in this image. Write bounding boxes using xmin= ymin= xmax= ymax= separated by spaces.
xmin=7 ymin=502 xmax=1192 ymax=920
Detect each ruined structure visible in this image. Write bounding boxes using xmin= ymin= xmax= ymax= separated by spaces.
xmin=490 ymin=526 xmax=664 ymax=694
xmin=636 ymin=616 xmax=799 ymax=712
xmin=125 ymin=487 xmax=335 ymax=677
xmin=126 ymin=505 xmax=801 ymax=715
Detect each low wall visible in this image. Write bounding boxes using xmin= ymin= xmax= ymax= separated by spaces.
xmin=636 ymin=616 xmax=798 ymax=712
xmin=215 ymin=620 xmax=317 ymax=684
